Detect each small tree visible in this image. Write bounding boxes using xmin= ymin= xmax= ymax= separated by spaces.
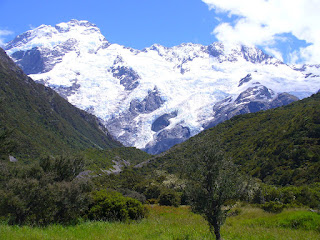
xmin=185 ymin=140 xmax=245 ymax=240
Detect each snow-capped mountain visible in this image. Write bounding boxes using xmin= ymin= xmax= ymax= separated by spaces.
xmin=5 ymin=20 xmax=320 ymax=154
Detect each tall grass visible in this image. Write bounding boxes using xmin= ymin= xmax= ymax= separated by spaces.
xmin=1 ymin=205 xmax=319 ymax=240
xmin=222 ymin=206 xmax=320 ymax=240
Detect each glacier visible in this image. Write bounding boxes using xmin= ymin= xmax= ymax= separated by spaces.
xmin=4 ymin=19 xmax=320 ymax=154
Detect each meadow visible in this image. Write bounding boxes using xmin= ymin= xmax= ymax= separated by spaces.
xmin=1 ymin=205 xmax=319 ymax=240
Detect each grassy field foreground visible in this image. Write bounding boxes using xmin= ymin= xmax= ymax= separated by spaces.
xmin=1 ymin=205 xmax=319 ymax=240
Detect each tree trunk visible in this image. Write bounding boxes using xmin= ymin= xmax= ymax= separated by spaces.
xmin=214 ymin=226 xmax=221 ymax=240
xmin=209 ymin=221 xmax=221 ymax=240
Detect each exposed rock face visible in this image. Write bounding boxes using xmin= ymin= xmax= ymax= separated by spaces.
xmin=151 ymin=111 xmax=178 ymax=132
xmin=129 ymin=88 xmax=164 ymax=115
xmin=238 ymin=74 xmax=252 ymax=87
xmin=11 ymin=47 xmax=45 ymax=74
xmin=111 ymin=66 xmax=140 ymax=91
xmin=10 ymin=38 xmax=79 ymax=74
xmin=144 ymin=124 xmax=191 ymax=155
xmin=204 ymin=86 xmax=299 ymax=129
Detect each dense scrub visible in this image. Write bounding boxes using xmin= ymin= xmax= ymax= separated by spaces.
xmin=0 ymin=156 xmax=92 ymax=225
xmin=0 ymin=156 xmax=148 ymax=226
xmin=252 ymin=183 xmax=320 ymax=210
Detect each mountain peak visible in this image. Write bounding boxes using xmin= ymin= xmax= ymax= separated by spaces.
xmin=55 ymin=19 xmax=99 ymax=33
xmin=5 ymin=19 xmax=105 ymax=54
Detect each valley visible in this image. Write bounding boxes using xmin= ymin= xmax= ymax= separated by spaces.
xmin=0 ymin=18 xmax=319 ymax=240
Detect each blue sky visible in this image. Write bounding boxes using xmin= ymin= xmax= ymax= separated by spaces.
xmin=0 ymin=0 xmax=319 ymax=64
xmin=0 ymin=0 xmax=219 ymax=48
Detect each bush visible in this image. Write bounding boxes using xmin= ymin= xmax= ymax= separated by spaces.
xmin=87 ymin=189 xmax=147 ymax=221
xmin=144 ymin=185 xmax=161 ymax=200
xmin=0 ymin=156 xmax=92 ymax=226
xmin=261 ymin=201 xmax=285 ymax=213
xmin=0 ymin=177 xmax=91 ymax=225
xmin=159 ymin=189 xmax=180 ymax=207
xmin=251 ymin=184 xmax=320 ymax=209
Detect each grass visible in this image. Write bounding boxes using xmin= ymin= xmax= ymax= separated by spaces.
xmin=1 ymin=205 xmax=319 ymax=240
xmin=223 ymin=206 xmax=320 ymax=240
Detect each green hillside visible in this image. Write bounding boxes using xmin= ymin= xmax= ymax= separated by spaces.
xmin=0 ymin=48 xmax=121 ymax=159
xmin=144 ymin=92 xmax=320 ymax=186
xmin=83 ymin=147 xmax=151 ymax=171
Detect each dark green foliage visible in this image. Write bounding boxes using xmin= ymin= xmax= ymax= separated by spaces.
xmin=261 ymin=201 xmax=285 ymax=213
xmin=0 ymin=128 xmax=15 ymax=159
xmin=93 ymin=166 xmax=183 ymax=207
xmin=118 ymin=189 xmax=147 ymax=203
xmin=0 ymin=156 xmax=92 ymax=226
xmin=144 ymin=184 xmax=162 ymax=200
xmin=159 ymin=189 xmax=181 ymax=207
xmin=39 ymin=155 xmax=85 ymax=182
xmin=87 ymin=189 xmax=147 ymax=221
xmin=252 ymin=183 xmax=320 ymax=208
xmin=0 ymin=48 xmax=121 ymax=160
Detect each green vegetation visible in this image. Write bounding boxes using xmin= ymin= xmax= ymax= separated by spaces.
xmin=92 ymin=165 xmax=189 ymax=208
xmin=1 ymin=205 xmax=319 ymax=240
xmin=245 ymin=209 xmax=320 ymax=232
xmin=82 ymin=147 xmax=151 ymax=171
xmin=260 ymin=201 xmax=285 ymax=213
xmin=87 ymin=189 xmax=147 ymax=221
xmin=252 ymin=183 xmax=320 ymax=209
xmin=184 ymin=141 xmax=246 ymax=240
xmin=0 ymin=156 xmax=92 ymax=226
xmin=158 ymin=189 xmax=181 ymax=207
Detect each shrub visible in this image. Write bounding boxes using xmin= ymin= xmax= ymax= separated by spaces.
xmin=159 ymin=189 xmax=180 ymax=207
xmin=0 ymin=156 xmax=92 ymax=226
xmin=261 ymin=201 xmax=285 ymax=213
xmin=144 ymin=185 xmax=161 ymax=200
xmin=252 ymin=183 xmax=320 ymax=208
xmin=87 ymin=189 xmax=147 ymax=221
xmin=0 ymin=177 xmax=91 ymax=226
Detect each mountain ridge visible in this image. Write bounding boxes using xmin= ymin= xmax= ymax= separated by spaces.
xmin=5 ymin=19 xmax=320 ymax=154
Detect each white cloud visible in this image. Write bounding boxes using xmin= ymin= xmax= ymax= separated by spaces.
xmin=202 ymin=0 xmax=320 ymax=64
xmin=0 ymin=29 xmax=13 ymax=46
xmin=264 ymin=47 xmax=284 ymax=62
